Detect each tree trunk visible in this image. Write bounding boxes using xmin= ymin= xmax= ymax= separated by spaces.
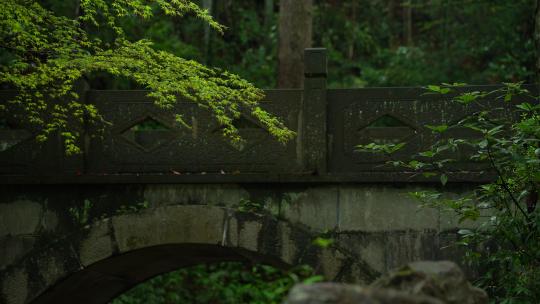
xmin=388 ymin=0 xmax=398 ymax=49
xmin=348 ymin=1 xmax=357 ymax=60
xmin=535 ymin=0 xmax=540 ymax=83
xmin=403 ymin=0 xmax=413 ymax=46
xmin=74 ymin=0 xmax=81 ymax=18
xmin=277 ymin=0 xmax=313 ymax=88
xmin=202 ymin=0 xmax=213 ymax=64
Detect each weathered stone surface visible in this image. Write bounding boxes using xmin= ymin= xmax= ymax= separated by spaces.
xmin=112 ymin=205 xmax=226 ymax=252
xmin=353 ymin=236 xmax=386 ymax=273
xmin=40 ymin=210 xmax=58 ymax=232
xmin=79 ymin=219 xmax=114 ymax=267
xmin=0 ymin=204 xmax=381 ymax=303
xmin=0 ymin=183 xmax=483 ymax=304
xmin=0 ymin=200 xmax=42 ymax=236
xmin=284 ymin=261 xmax=487 ymax=304
xmin=344 ymin=260 xmax=379 ymax=284
xmin=281 ymin=186 xmax=338 ymax=231
xmin=226 ymin=213 xmax=239 ymax=246
xmin=382 ymin=231 xmax=439 ymax=271
xmin=237 ymin=220 xmax=262 ymax=252
xmin=317 ymin=248 xmax=347 ymax=281
xmin=0 ymin=236 xmax=36 ymax=269
xmin=372 ymin=261 xmax=488 ymax=304
xmin=284 ymin=283 xmax=443 ymax=304
xmin=338 ymin=186 xmax=439 ymax=231
xmin=278 ymin=222 xmax=297 ymax=264
xmin=37 ymin=255 xmax=65 ymax=290
xmin=1 ymin=268 xmax=28 ymax=304
xmin=143 ymin=184 xmax=249 ymax=208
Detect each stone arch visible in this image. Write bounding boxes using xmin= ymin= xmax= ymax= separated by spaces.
xmin=0 ymin=204 xmax=379 ymax=304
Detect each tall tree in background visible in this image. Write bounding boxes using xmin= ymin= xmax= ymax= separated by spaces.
xmin=534 ymin=0 xmax=540 ymax=82
xmin=277 ymin=0 xmax=313 ymax=88
xmin=403 ymin=0 xmax=413 ymax=46
xmin=6 ymin=0 xmax=534 ymax=91
xmin=387 ymin=0 xmax=398 ymax=49
xmin=202 ymin=0 xmax=213 ymax=63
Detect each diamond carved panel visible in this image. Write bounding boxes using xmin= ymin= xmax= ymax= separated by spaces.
xmin=356 ymin=114 xmax=417 ymax=145
xmin=120 ymin=116 xmax=177 ymax=152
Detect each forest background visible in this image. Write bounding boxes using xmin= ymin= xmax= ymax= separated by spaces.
xmin=24 ymin=0 xmax=537 ymax=90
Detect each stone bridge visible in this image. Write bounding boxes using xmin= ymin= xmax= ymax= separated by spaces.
xmin=1 ymin=49 xmax=532 ymax=304
xmin=1 ymin=183 xmax=472 ymax=304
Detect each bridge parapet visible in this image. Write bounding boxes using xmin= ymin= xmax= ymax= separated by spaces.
xmin=0 ymin=49 xmax=535 ymax=184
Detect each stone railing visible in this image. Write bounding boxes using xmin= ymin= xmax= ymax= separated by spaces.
xmin=0 ymin=49 xmax=535 ymax=184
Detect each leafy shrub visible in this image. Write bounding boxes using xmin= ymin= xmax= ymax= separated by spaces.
xmin=111 ymin=262 xmax=322 ymax=304
xmin=358 ymin=83 xmax=540 ymax=303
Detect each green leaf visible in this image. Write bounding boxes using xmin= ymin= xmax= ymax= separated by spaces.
xmin=457 ymin=229 xmax=473 ymax=235
xmin=419 ymin=150 xmax=436 ymax=157
xmin=356 ymin=142 xmax=406 ymax=154
xmin=302 ymin=275 xmax=324 ymax=284
xmin=478 ymin=139 xmax=488 ymax=148
xmin=516 ymin=103 xmax=533 ymax=112
xmin=312 ymin=237 xmax=334 ymax=248
xmin=440 ymin=88 xmax=451 ymax=94
xmin=487 ymin=125 xmax=504 ymax=136
xmin=408 ymin=160 xmax=426 ymax=169
xmin=388 ymin=142 xmax=406 ymax=153
xmin=426 ymin=85 xmax=451 ymax=94
xmin=440 ymin=174 xmax=448 ymax=186
xmin=427 ymin=85 xmax=441 ymax=92
xmin=455 ymin=91 xmax=482 ymax=104
xmin=425 ymin=124 xmax=448 ymax=133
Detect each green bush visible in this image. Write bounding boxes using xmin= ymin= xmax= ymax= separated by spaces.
xmin=110 ymin=262 xmax=322 ymax=304
xmin=358 ymin=83 xmax=540 ymax=303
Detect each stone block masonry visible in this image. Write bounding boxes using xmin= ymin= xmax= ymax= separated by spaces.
xmin=1 ymin=182 xmax=476 ymax=304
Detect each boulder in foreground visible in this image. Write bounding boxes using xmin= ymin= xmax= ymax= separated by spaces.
xmin=284 ymin=261 xmax=488 ymax=304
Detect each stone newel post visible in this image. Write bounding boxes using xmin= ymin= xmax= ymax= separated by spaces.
xmin=302 ymin=48 xmax=328 ymax=175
